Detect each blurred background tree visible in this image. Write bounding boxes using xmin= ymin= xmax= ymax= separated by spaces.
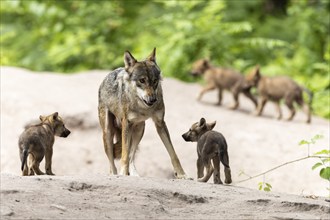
xmin=1 ymin=0 xmax=329 ymax=118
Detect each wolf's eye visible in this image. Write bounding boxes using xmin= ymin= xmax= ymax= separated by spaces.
xmin=139 ymin=78 xmax=146 ymax=84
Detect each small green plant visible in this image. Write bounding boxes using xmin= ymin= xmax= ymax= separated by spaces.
xmin=236 ymin=134 xmax=330 ymax=194
xmin=258 ymin=182 xmax=272 ymax=192
xmin=299 ymin=134 xmax=330 ymax=183
xmin=313 ymin=149 xmax=330 ymax=182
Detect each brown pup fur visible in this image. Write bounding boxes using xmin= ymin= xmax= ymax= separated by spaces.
xmin=18 ymin=112 xmax=71 ymax=176
xmin=182 ymin=118 xmax=232 ymax=184
xmin=191 ymin=59 xmax=257 ymax=110
xmin=244 ymin=65 xmax=313 ymax=123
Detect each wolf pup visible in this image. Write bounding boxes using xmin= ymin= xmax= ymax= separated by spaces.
xmin=191 ymin=59 xmax=257 ymax=110
xmin=182 ymin=118 xmax=232 ymax=184
xmin=98 ymin=48 xmax=187 ymax=178
xmin=19 ymin=112 xmax=71 ymax=176
xmin=245 ymin=65 xmax=313 ymax=123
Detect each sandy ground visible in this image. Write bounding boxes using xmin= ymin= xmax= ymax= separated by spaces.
xmin=1 ymin=66 xmax=329 ymax=219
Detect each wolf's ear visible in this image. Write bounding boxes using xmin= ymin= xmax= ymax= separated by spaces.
xmin=147 ymin=47 xmax=156 ymax=63
xmin=199 ymin=118 xmax=206 ymax=127
xmin=206 ymin=121 xmax=216 ymax=130
xmin=203 ymin=59 xmax=209 ymax=68
xmin=39 ymin=115 xmax=45 ymax=121
xmin=124 ymin=50 xmax=137 ymax=69
xmin=52 ymin=112 xmax=59 ymax=120
xmin=254 ymin=65 xmax=260 ymax=77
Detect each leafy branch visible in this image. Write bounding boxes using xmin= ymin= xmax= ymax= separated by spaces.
xmin=236 ymin=155 xmax=328 ymax=184
xmin=234 ymin=134 xmax=330 ymax=192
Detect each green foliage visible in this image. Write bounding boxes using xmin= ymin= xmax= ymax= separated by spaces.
xmin=238 ymin=134 xmax=329 ymax=193
xmin=313 ymin=149 xmax=330 ymax=181
xmin=299 ymin=134 xmax=330 ymax=182
xmin=299 ymin=134 xmax=324 ymax=145
xmin=1 ymin=0 xmax=329 ymax=118
xmin=258 ymin=182 xmax=272 ymax=192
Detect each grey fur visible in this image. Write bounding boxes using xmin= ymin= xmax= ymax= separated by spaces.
xmin=98 ymin=48 xmax=187 ymax=178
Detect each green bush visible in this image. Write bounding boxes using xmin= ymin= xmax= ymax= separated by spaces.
xmin=1 ymin=0 xmax=329 ymax=118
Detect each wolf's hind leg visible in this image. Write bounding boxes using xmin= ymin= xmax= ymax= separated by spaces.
xmin=285 ymin=98 xmax=296 ymax=121
xmin=30 ymin=156 xmax=44 ymax=175
xmin=212 ymin=155 xmax=222 ymax=184
xmin=275 ymin=102 xmax=282 ymax=120
xmin=99 ymin=106 xmax=118 ymax=175
xmin=27 ymin=154 xmax=35 ymax=175
xmin=128 ymin=122 xmax=145 ymax=176
xmin=198 ymin=161 xmax=214 ymax=183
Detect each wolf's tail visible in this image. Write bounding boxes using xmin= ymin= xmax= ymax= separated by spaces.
xmin=301 ymin=86 xmax=313 ymax=106
xmin=219 ymin=139 xmax=230 ymax=168
xmin=21 ymin=147 xmax=29 ymax=171
xmin=220 ymin=151 xmax=230 ymax=168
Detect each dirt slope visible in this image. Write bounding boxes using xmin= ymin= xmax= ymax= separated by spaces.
xmin=1 ymin=66 xmax=329 ymax=219
xmin=1 ymin=173 xmax=329 ymax=219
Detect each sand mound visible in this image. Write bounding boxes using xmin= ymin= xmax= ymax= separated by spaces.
xmin=1 ymin=66 xmax=329 ymax=219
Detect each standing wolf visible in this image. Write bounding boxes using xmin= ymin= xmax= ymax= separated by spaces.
xmin=98 ymin=48 xmax=187 ymax=178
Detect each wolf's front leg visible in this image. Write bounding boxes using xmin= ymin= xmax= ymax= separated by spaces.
xmin=120 ymin=119 xmax=132 ymax=175
xmin=45 ymin=148 xmax=55 ymax=175
xmin=198 ymin=161 xmax=214 ymax=183
xmin=254 ymin=97 xmax=267 ymax=116
xmin=197 ymin=157 xmax=204 ymax=178
xmin=154 ymin=118 xmax=188 ymax=179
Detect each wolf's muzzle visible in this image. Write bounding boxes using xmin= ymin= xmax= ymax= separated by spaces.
xmin=144 ymin=96 xmax=157 ymax=106
xmin=182 ymin=133 xmax=191 ymax=142
xmin=61 ymin=129 xmax=71 ymax=138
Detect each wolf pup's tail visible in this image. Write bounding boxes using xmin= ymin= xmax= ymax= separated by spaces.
xmin=220 ymin=139 xmax=230 ymax=168
xmin=301 ymin=86 xmax=313 ymax=107
xmin=220 ymin=151 xmax=230 ymax=168
xmin=21 ymin=147 xmax=29 ymax=171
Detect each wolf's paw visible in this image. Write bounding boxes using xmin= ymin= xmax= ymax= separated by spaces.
xmin=175 ymin=173 xmax=192 ymax=180
xmin=225 ymin=179 xmax=232 ymax=184
xmin=197 ymin=178 xmax=204 ymax=182
xmin=229 ymin=104 xmax=238 ymax=110
xmin=119 ymin=167 xmax=129 ymax=176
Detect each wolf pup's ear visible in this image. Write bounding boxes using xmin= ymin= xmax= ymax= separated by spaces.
xmin=206 ymin=121 xmax=216 ymax=131
xmin=203 ymin=59 xmax=209 ymax=68
xmin=147 ymin=47 xmax=156 ymax=63
xmin=254 ymin=65 xmax=260 ymax=77
xmin=53 ymin=112 xmax=59 ymax=120
xmin=124 ymin=50 xmax=137 ymax=70
xmin=39 ymin=115 xmax=45 ymax=121
xmin=199 ymin=118 xmax=206 ymax=127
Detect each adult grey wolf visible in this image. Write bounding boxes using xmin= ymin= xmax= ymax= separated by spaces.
xmin=19 ymin=112 xmax=71 ymax=176
xmin=182 ymin=118 xmax=232 ymax=184
xmin=191 ymin=59 xmax=257 ymax=110
xmin=244 ymin=65 xmax=313 ymax=123
xmin=98 ymin=48 xmax=187 ymax=178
